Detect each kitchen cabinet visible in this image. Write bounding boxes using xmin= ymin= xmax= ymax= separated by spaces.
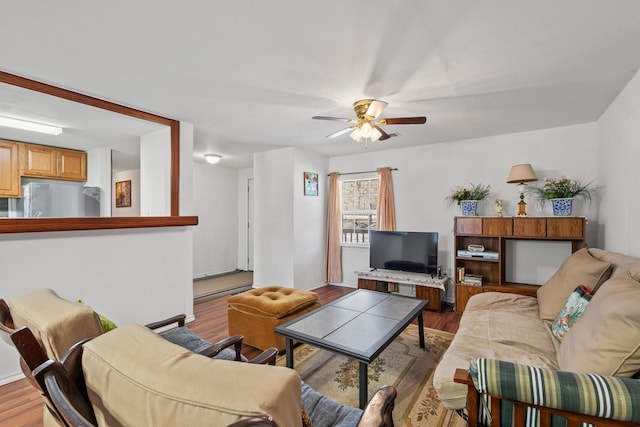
xmin=57 ymin=148 xmax=87 ymax=181
xmin=0 ymin=140 xmax=20 ymax=197
xmin=20 ymin=143 xmax=87 ymax=182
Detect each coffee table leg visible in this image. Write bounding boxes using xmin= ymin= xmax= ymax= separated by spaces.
xmin=359 ymin=362 xmax=368 ymax=409
xmin=285 ymin=338 xmax=294 ymax=368
xmin=418 ymin=312 xmax=425 ymax=348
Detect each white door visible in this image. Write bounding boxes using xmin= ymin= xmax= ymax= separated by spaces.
xmin=247 ymin=178 xmax=254 ymax=271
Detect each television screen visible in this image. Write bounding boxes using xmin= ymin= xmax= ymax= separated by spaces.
xmin=369 ymin=230 xmax=438 ymax=274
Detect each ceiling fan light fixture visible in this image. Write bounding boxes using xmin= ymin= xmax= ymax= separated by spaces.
xmin=204 ymin=154 xmax=222 ymax=164
xmin=349 ymin=128 xmax=362 ymax=142
xmin=313 ymin=99 xmax=426 ymax=148
xmin=360 ymin=122 xmax=374 ymax=138
xmin=370 ymin=126 xmax=382 ymax=141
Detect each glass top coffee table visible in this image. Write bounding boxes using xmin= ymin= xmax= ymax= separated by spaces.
xmin=275 ymin=289 xmax=428 ymax=409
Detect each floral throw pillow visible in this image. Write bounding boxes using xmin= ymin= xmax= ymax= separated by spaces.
xmin=551 ymin=284 xmax=593 ymax=341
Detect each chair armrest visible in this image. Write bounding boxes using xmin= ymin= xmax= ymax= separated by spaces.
xmin=200 ymin=334 xmax=244 ymax=360
xmin=248 ymin=347 xmax=278 ymax=365
xmin=145 ymin=314 xmax=186 ymax=330
xmin=469 ymin=358 xmax=640 ymax=425
xmin=10 ymin=326 xmax=49 ymax=371
xmin=357 ymin=385 xmax=397 ymax=427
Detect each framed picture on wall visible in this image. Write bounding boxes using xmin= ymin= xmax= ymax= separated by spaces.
xmin=304 ymin=172 xmax=318 ymax=196
xmin=115 ymin=180 xmax=132 ymax=208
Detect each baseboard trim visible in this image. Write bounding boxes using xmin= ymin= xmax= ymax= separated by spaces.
xmin=0 ymin=371 xmax=25 ymax=386
xmin=194 ymin=284 xmax=253 ymax=303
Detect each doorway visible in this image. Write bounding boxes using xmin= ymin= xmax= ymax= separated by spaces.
xmin=247 ymin=178 xmax=254 ymax=271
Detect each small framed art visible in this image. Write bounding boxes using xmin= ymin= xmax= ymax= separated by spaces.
xmin=304 ymin=172 xmax=318 ymax=196
xmin=115 ymin=180 xmax=132 ymax=208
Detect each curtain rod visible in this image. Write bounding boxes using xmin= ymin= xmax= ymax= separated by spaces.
xmin=328 ymin=168 xmax=398 ymax=177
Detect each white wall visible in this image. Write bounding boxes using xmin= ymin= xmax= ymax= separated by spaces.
xmin=329 ymin=123 xmax=600 ymax=302
xmin=112 ymin=169 xmax=141 ymax=216
xmin=253 ymin=148 xmax=328 ymax=289
xmin=597 ymin=69 xmax=640 ymax=256
xmin=192 ymin=161 xmax=239 ymax=278
xmin=140 ymin=127 xmax=171 ymax=216
xmin=293 ymin=150 xmax=328 ymax=289
xmin=253 ymin=148 xmax=295 ymax=287
xmin=0 ymin=121 xmax=195 ymax=385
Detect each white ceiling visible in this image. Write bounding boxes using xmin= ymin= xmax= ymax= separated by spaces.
xmin=1 ymin=1 xmax=639 ymax=169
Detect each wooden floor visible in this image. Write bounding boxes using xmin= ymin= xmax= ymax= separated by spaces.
xmin=0 ymin=285 xmax=460 ymax=426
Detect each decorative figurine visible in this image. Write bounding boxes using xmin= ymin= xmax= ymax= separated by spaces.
xmin=494 ymin=199 xmax=504 ymax=217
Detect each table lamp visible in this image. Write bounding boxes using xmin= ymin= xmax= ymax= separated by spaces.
xmin=507 ymin=164 xmax=538 ymax=216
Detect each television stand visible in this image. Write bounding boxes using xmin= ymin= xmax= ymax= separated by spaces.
xmin=355 ymin=270 xmax=447 ymax=312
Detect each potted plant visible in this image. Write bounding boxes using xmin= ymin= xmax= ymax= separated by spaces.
xmin=534 ymin=176 xmax=593 ymax=216
xmin=446 ymin=183 xmax=491 ymax=216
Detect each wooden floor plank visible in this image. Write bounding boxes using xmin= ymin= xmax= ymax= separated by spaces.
xmin=0 ymin=285 xmax=459 ymax=425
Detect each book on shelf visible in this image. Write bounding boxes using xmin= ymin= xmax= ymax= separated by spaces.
xmin=462 ymin=274 xmax=483 ymax=286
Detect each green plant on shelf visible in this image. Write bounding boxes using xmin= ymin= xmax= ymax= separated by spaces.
xmin=446 ymin=183 xmax=491 ymax=206
xmin=533 ymin=176 xmax=593 ymax=203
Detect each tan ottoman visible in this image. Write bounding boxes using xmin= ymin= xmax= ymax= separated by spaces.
xmin=227 ymin=286 xmax=320 ymax=351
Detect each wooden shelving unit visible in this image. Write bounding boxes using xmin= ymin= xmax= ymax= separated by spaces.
xmin=454 ymin=216 xmax=587 ymax=313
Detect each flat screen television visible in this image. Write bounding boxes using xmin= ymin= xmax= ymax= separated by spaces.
xmin=369 ymin=230 xmax=438 ymax=275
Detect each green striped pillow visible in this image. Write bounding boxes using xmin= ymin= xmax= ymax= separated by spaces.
xmin=470 ymin=358 xmax=640 ymax=425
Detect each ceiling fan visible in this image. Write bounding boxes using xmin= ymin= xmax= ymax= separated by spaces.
xmin=312 ymin=99 xmax=426 ymax=148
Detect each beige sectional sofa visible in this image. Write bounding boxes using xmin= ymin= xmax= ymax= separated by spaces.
xmin=434 ymin=247 xmax=640 ymax=411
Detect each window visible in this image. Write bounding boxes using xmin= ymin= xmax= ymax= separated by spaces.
xmin=341 ymin=178 xmax=378 ymax=244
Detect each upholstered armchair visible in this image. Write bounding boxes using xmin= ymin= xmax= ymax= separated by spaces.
xmin=30 ymin=324 xmax=397 ymax=427
xmin=4 ymin=288 xmax=277 ymax=363
xmin=2 ymin=289 xmax=277 ymax=426
xmin=454 ymin=358 xmax=640 ymax=427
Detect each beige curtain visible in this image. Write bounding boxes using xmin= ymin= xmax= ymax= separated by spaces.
xmin=326 ymin=172 xmax=342 ymax=283
xmin=376 ymin=167 xmax=396 ymax=231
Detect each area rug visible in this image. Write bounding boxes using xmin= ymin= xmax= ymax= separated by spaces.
xmin=277 ymin=325 xmax=466 ymax=427
xmin=193 ymin=270 xmax=253 ymax=300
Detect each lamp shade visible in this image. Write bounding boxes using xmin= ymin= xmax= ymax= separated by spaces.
xmin=507 ymin=164 xmax=538 ymax=183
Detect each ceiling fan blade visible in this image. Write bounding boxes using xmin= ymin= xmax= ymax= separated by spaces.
xmin=373 ymin=125 xmax=391 ymax=141
xmin=326 ymin=127 xmax=355 ymax=139
xmin=365 ymin=100 xmax=388 ymax=119
xmin=379 ymin=116 xmax=427 ymax=125
xmin=312 ymin=116 xmax=355 ymax=123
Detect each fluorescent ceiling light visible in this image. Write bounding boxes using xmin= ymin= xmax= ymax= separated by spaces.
xmin=204 ymin=154 xmax=222 ymax=164
xmin=0 ymin=116 xmax=63 ymax=135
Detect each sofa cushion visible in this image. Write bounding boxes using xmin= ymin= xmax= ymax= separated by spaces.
xmin=433 ymin=292 xmax=559 ymax=410
xmin=537 ymin=248 xmax=612 ymax=321
xmin=82 ymin=324 xmax=303 ymax=427
xmin=550 ymin=284 xmax=593 ymax=341
xmin=588 ymin=248 xmax=640 ymax=281
xmin=558 ymin=272 xmax=640 ymax=377
xmin=9 ymin=288 xmax=104 ymax=361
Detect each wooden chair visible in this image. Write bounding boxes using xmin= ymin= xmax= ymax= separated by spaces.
xmin=30 ymin=330 xmax=396 ymax=427
xmin=2 ymin=294 xmax=277 ymax=426
xmin=1 ymin=294 xmax=277 ymax=365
